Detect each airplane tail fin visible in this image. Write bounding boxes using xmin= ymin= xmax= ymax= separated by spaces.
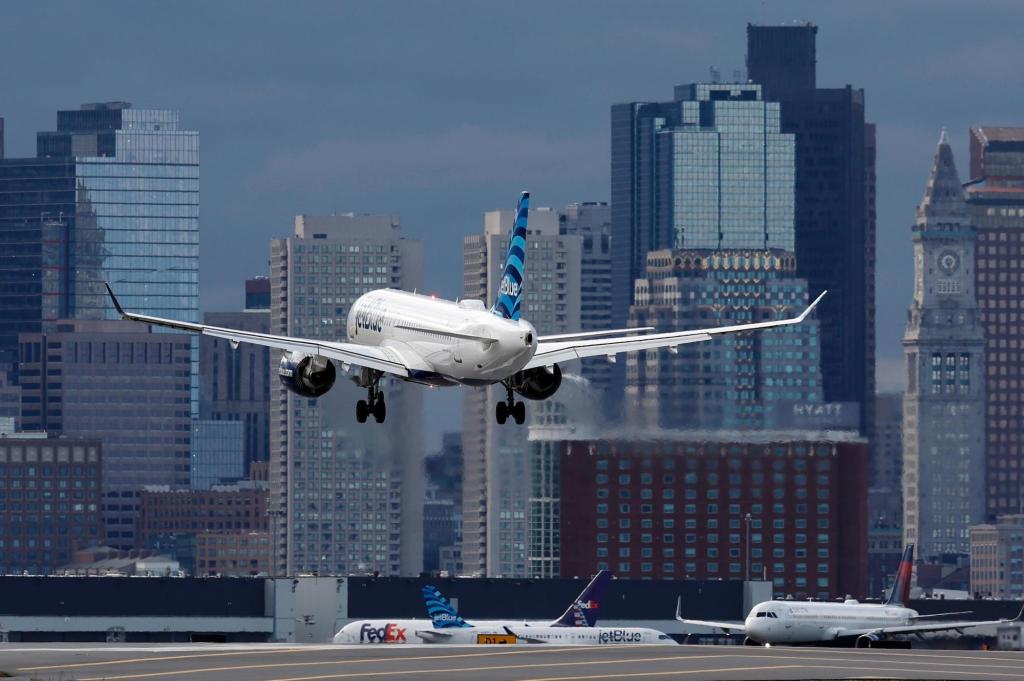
xmin=421 ymin=585 xmax=471 ymax=629
xmin=490 ymin=191 xmax=529 ymax=321
xmin=883 ymin=544 xmax=914 ymax=607
xmin=550 ymin=569 xmax=611 ymax=627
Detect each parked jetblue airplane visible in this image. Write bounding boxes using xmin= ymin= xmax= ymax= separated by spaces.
xmin=332 ymin=570 xmax=611 ymax=644
xmin=678 ymin=544 xmax=1024 ymax=648
xmin=414 ymin=577 xmax=674 ymax=645
xmin=105 ymin=192 xmax=824 ymax=424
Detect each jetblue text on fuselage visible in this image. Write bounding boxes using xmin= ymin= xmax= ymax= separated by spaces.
xmin=598 ymin=629 xmax=642 ymax=644
xmin=355 ymin=301 xmax=387 ymax=333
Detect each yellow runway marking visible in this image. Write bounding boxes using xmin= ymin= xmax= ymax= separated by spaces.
xmin=25 ymin=645 xmax=613 ymax=673
xmin=752 ymin=646 xmax=1024 ymax=664
xmin=19 ymin=647 xmax=311 ymax=671
xmin=520 ymin=665 xmax=1024 ymax=681
xmin=71 ymin=646 xmax=657 ymax=680
xmin=519 ymin=666 xmax=809 ymax=681
xmin=260 ymin=657 xmax=797 ymax=681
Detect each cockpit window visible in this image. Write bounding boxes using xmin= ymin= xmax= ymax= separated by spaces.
xmin=658 ymin=634 xmax=670 ymax=640
xmin=768 ymin=612 xmax=778 ymax=618
xmin=756 ymin=612 xmax=767 ymax=618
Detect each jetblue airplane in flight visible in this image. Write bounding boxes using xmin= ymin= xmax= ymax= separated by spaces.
xmin=106 ymin=191 xmax=824 ymax=424
xmin=333 ymin=570 xmax=613 ymax=644
xmin=678 ymin=545 xmax=1024 ymax=648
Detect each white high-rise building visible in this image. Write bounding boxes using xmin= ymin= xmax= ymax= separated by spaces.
xmin=461 ymin=206 xmax=583 ymax=576
xmin=270 ymin=214 xmax=423 ymax=576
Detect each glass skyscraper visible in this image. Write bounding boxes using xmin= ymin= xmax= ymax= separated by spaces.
xmin=668 ymin=84 xmax=794 ymax=252
xmin=0 ymin=102 xmax=200 ymax=405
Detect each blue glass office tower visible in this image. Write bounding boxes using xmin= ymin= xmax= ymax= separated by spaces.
xmin=0 ymin=102 xmax=199 ymax=407
xmin=610 ymin=84 xmax=796 ymax=410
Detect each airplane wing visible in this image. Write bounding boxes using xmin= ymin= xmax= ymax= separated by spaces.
xmin=523 ymin=291 xmax=826 ymax=370
xmin=842 ymin=603 xmax=1024 ymax=639
xmin=104 ymin=283 xmax=411 ymax=378
xmin=415 ymin=629 xmax=454 ymax=642
xmin=537 ymin=327 xmax=654 ymax=342
xmin=504 ymin=626 xmax=545 ymax=644
xmin=675 ymin=597 xmax=746 ymax=634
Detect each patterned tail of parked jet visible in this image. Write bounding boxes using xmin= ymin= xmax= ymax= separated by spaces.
xmin=883 ymin=544 xmax=915 ymax=607
xmin=551 ymin=569 xmax=612 ymax=627
xmin=422 ymin=585 xmax=472 ymax=629
xmin=490 ymin=191 xmax=529 ymax=321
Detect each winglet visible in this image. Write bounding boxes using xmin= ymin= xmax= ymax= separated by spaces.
xmin=675 ymin=596 xmax=683 ymax=621
xmin=104 ymin=282 xmax=126 ymax=318
xmin=796 ymin=290 xmax=827 ymax=323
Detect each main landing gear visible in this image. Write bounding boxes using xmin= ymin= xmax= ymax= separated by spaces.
xmin=355 ymin=372 xmax=386 ymax=424
xmin=495 ymin=383 xmax=526 ymax=425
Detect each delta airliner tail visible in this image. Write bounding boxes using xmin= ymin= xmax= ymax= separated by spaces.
xmin=883 ymin=544 xmax=914 ymax=607
xmin=422 ymin=585 xmax=471 ymax=629
xmin=491 ymin=191 xmax=529 ymax=321
xmin=550 ymin=569 xmax=611 ymax=627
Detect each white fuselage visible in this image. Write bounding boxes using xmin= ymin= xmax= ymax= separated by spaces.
xmin=333 ymin=619 xmax=554 ymax=645
xmin=434 ymin=625 xmax=675 ymax=645
xmin=346 ymin=290 xmax=537 ymax=386
xmin=744 ymin=601 xmax=917 ymax=644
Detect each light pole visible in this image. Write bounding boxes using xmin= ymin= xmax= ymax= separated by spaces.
xmin=744 ymin=512 xmax=752 ymax=582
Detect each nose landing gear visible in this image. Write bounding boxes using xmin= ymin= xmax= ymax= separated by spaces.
xmin=495 ymin=384 xmax=525 ymax=425
xmin=355 ymin=371 xmax=386 ymax=424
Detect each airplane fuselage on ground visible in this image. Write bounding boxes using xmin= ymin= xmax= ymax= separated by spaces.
xmin=743 ymin=601 xmax=919 ymax=644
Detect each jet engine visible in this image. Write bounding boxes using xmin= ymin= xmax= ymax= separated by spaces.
xmin=278 ymin=352 xmax=337 ymax=398
xmin=855 ymin=633 xmax=880 ymax=648
xmin=509 ymin=364 xmax=562 ymax=401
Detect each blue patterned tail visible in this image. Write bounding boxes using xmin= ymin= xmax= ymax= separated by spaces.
xmin=491 ymin=191 xmax=529 ymax=321
xmin=551 ymin=570 xmax=611 ymax=627
xmin=422 ymin=585 xmax=471 ymax=628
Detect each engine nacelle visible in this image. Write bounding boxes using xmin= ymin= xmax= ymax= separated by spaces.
xmin=510 ymin=364 xmax=562 ymax=401
xmin=278 ymin=352 xmax=337 ymax=398
xmin=855 ymin=633 xmax=880 ymax=648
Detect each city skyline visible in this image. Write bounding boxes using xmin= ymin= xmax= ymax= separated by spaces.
xmin=1 ymin=4 xmax=1021 ymax=415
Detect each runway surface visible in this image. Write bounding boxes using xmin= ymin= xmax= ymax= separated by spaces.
xmin=2 ymin=643 xmax=1024 ymax=681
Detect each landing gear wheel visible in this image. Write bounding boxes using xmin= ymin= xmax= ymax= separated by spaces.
xmin=373 ymin=396 xmax=387 ymax=423
xmin=356 ymin=400 xmax=369 ymax=423
xmin=495 ymin=401 xmax=508 ymax=424
xmin=513 ymin=400 xmax=526 ymax=425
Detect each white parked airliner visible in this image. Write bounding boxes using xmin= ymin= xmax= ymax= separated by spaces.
xmin=412 ymin=574 xmax=674 ymax=645
xmin=333 ymin=570 xmax=621 ymax=644
xmin=105 ymin=191 xmax=824 ymax=424
xmin=678 ymin=544 xmax=1024 ymax=648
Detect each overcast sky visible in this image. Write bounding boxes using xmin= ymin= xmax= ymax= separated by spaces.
xmin=3 ymin=1 xmax=1022 ymax=444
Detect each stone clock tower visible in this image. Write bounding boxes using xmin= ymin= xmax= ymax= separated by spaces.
xmin=902 ymin=131 xmax=985 ymax=559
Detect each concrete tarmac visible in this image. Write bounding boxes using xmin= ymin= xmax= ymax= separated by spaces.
xmin=2 ymin=643 xmax=1024 ymax=681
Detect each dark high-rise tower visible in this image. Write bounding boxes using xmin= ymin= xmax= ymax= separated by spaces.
xmin=746 ymin=24 xmax=876 ymax=435
xmin=746 ymin=23 xmax=817 ymax=98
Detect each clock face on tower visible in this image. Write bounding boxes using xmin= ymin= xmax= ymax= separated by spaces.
xmin=938 ymin=249 xmax=960 ymax=276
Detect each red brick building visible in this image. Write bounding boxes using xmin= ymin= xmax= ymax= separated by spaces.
xmin=137 ymin=487 xmax=268 ymax=549
xmin=0 ymin=435 xmax=103 ymax=574
xmin=195 ymin=531 xmax=270 ymax=576
xmin=967 ymin=126 xmax=1024 ymax=516
xmin=557 ymin=433 xmax=867 ymax=599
